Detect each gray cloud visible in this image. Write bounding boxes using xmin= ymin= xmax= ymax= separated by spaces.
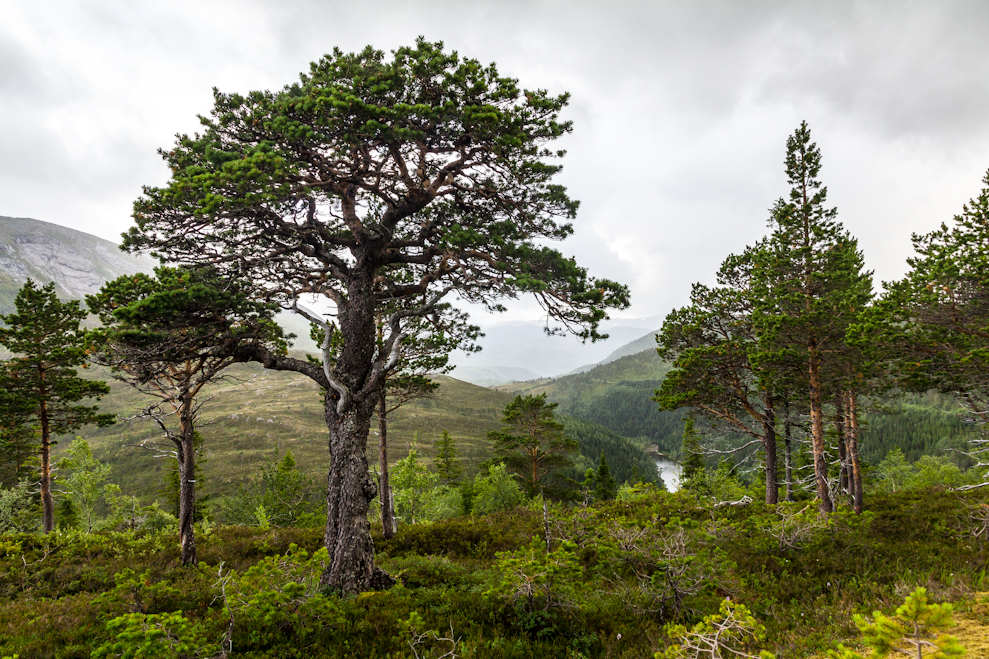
xmin=2 ymin=0 xmax=989 ymax=330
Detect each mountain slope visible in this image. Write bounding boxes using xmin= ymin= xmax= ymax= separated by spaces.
xmin=496 ymin=348 xmax=686 ymax=454
xmin=0 ymin=216 xmax=156 ymax=313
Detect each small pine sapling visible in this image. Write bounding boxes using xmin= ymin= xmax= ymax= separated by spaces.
xmin=828 ymin=587 xmax=965 ymax=659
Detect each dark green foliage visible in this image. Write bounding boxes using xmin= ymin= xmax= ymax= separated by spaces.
xmin=562 ymin=416 xmax=660 ymax=485
xmin=680 ymin=417 xmax=706 ymax=482
xmin=545 ymin=350 xmax=685 ymax=452
xmin=0 ymin=280 xmax=114 ymax=433
xmin=0 ymin=280 xmax=115 ymax=531
xmin=0 ymin=488 xmax=987 ymax=658
xmin=592 ymin=454 xmax=617 ymax=501
xmin=489 ymin=394 xmax=578 ymax=497
xmin=217 ymin=451 xmax=319 ymax=528
xmin=432 ymin=430 xmax=463 ymax=485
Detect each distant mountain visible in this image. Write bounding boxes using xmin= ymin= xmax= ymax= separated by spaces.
xmin=0 ymin=216 xmax=321 ymax=351
xmin=447 ymin=365 xmax=544 ymax=387
xmin=496 ymin=348 xmax=684 ymax=454
xmin=447 ymin=316 xmax=665 ymax=385
xmin=561 ymin=328 xmax=661 ymax=375
xmin=0 ymin=216 xmax=156 ymax=313
xmin=599 ymin=329 xmax=660 ymax=363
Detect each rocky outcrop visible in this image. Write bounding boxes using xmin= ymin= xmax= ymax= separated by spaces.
xmin=0 ymin=216 xmax=156 ymax=312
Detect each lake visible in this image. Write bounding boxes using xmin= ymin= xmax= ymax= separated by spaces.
xmin=656 ymin=459 xmax=682 ymax=492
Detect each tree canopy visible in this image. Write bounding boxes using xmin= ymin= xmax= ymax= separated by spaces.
xmin=120 ymin=40 xmax=628 ymax=593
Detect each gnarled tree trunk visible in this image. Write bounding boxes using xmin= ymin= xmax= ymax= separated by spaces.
xmin=177 ymin=395 xmax=197 ymax=565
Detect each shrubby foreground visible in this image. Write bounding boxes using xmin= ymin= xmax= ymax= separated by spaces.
xmin=1 ymin=486 xmax=988 ymax=658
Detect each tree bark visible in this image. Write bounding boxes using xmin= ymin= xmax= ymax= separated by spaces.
xmin=177 ymin=394 xmax=197 ymax=565
xmin=783 ymin=397 xmax=795 ymax=502
xmin=39 ymin=397 xmax=55 ymax=534
xmin=378 ymin=390 xmax=395 ymax=539
xmin=320 ymin=388 xmax=391 ymax=591
xmin=318 ymin=265 xmax=394 ymax=593
xmin=763 ymin=391 xmax=779 ymax=504
xmin=808 ymin=338 xmax=833 ymax=514
xmin=846 ymin=391 xmax=864 ymax=514
xmin=834 ymin=395 xmax=848 ymax=497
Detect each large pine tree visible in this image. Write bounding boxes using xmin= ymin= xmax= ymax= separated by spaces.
xmin=122 ymin=41 xmax=627 ymax=592
xmin=0 ymin=281 xmax=115 ymax=532
xmin=750 ymin=122 xmax=873 ymax=514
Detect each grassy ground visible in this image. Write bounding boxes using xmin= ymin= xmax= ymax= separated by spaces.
xmin=70 ymin=362 xmax=513 ymax=503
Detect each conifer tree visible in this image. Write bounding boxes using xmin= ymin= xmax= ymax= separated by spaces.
xmin=593 ymin=453 xmax=617 ymax=501
xmin=122 ymin=41 xmax=628 ymax=592
xmin=750 ymin=122 xmax=873 ymax=514
xmin=656 ymin=246 xmax=783 ymax=503
xmin=0 ymin=280 xmax=115 ymax=533
xmin=679 ymin=417 xmax=706 ymax=483
xmin=489 ymin=393 xmax=578 ymax=498
xmin=433 ymin=430 xmax=463 ymax=485
xmin=858 ymin=169 xmax=989 ymax=487
xmin=88 ymin=266 xmax=284 ymax=564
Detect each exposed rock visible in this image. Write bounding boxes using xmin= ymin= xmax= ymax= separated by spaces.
xmin=0 ymin=216 xmax=156 ymax=313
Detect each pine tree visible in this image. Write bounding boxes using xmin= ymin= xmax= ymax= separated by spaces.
xmin=750 ymin=122 xmax=873 ymax=514
xmin=122 ymin=40 xmax=629 ymax=593
xmin=433 ymin=431 xmax=463 ymax=485
xmin=489 ymin=394 xmax=577 ymax=498
xmin=593 ymin=453 xmax=617 ymax=501
xmin=655 ymin=246 xmax=783 ymax=503
xmin=88 ymin=266 xmax=284 ymax=563
xmin=0 ymin=280 xmax=114 ymax=533
xmin=861 ymin=169 xmax=989 ymax=487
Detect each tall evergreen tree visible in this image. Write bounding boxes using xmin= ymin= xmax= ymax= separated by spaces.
xmin=489 ymin=393 xmax=578 ymax=498
xmin=433 ymin=430 xmax=463 ymax=486
xmin=859 ymin=169 xmax=989 ymax=487
xmin=655 ymin=246 xmax=783 ymax=504
xmin=593 ymin=453 xmax=617 ymax=501
xmin=0 ymin=280 xmax=115 ymax=533
xmin=88 ymin=266 xmax=284 ymax=564
xmin=679 ymin=417 xmax=706 ymax=483
xmin=750 ymin=122 xmax=873 ymax=514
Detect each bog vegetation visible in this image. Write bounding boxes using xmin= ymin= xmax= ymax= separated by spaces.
xmin=1 ymin=40 xmax=989 ymax=657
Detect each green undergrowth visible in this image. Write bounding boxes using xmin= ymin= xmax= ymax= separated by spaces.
xmin=1 ymin=487 xmax=987 ymax=658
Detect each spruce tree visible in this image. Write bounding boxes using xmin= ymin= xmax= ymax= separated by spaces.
xmin=593 ymin=453 xmax=617 ymax=501
xmin=679 ymin=417 xmax=706 ymax=482
xmin=0 ymin=280 xmax=115 ymax=532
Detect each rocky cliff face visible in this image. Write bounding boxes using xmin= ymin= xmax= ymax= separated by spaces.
xmin=0 ymin=216 xmax=156 ymax=313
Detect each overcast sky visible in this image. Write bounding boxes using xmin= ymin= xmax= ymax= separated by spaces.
xmin=4 ymin=0 xmax=989 ymax=335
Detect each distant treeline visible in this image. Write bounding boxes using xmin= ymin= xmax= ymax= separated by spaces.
xmin=551 ymin=365 xmax=975 ymax=470
xmin=562 ymin=416 xmax=662 ymax=485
